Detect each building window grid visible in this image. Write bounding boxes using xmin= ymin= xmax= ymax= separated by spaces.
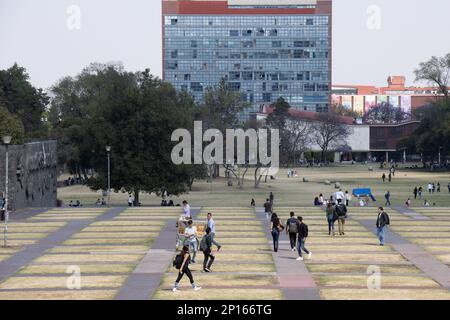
xmin=164 ymin=15 xmax=330 ymax=112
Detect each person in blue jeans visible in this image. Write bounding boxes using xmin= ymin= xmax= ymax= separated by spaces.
xmin=376 ymin=207 xmax=390 ymax=246
xmin=270 ymin=213 xmax=282 ymax=252
xmin=296 ymin=216 xmax=312 ymax=261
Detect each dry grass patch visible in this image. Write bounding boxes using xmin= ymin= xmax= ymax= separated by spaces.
xmin=315 ymin=275 xmax=439 ymax=288
xmin=4 ymin=240 xmax=37 ymax=246
xmin=218 ymin=238 xmax=269 ymax=245
xmin=91 ymin=221 xmax=165 ymax=226
xmin=411 ymin=238 xmax=450 ymax=245
xmin=436 ymin=254 xmax=450 ymax=263
xmin=397 ymin=232 xmax=450 ymax=238
xmin=0 ymin=275 xmax=127 ymax=290
xmin=8 ymin=227 xmax=61 ymax=233
xmin=63 ymin=238 xmax=153 ymax=245
xmin=320 ymin=288 xmax=450 ymax=300
xmin=81 ymin=226 xmax=161 ymax=232
xmin=392 ymin=226 xmax=450 ymax=232
xmin=0 ymin=255 xmax=10 ymax=262
xmin=8 ymin=233 xmax=48 ymax=239
xmin=306 ymin=253 xmax=406 ymax=263
xmin=161 ymin=274 xmax=277 ymax=287
xmin=73 ymin=232 xmax=158 ymax=238
xmin=216 ymin=226 xmax=262 ymax=232
xmin=213 ymin=253 xmax=273 ymax=262
xmin=48 ymin=245 xmax=149 ymax=254
xmin=0 ymin=290 xmax=116 ymax=300
xmin=307 ymin=244 xmax=392 ymax=252
xmin=307 ymin=264 xmax=421 ymax=274
xmin=216 ymin=232 xmax=265 ymax=237
xmin=18 ymin=264 xmax=134 ymax=275
xmin=167 ymin=263 xmax=275 ymax=273
xmin=216 ymin=245 xmax=271 ymax=252
xmin=34 ymin=254 xmax=144 ymax=264
xmin=153 ymin=288 xmax=282 ymax=300
xmin=422 ymin=246 xmax=450 ymax=253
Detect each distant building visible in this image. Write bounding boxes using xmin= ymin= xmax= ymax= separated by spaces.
xmin=257 ymin=106 xmax=420 ymax=162
xmin=162 ymin=0 xmax=332 ymax=116
xmin=332 ymin=76 xmax=449 ymax=118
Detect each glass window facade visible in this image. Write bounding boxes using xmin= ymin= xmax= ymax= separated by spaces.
xmin=163 ymin=14 xmax=331 ymax=115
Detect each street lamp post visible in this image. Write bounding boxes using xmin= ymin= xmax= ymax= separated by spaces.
xmin=106 ymin=146 xmax=111 ymax=207
xmin=438 ymin=146 xmax=443 ymax=165
xmin=2 ymin=135 xmax=12 ymax=248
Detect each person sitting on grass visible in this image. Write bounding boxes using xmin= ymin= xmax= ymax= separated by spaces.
xmin=173 ymin=246 xmax=201 ymax=292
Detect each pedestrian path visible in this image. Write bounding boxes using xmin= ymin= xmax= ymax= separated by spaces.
xmin=255 ymin=208 xmax=320 ymax=300
xmin=115 ymin=207 xmax=200 ymax=300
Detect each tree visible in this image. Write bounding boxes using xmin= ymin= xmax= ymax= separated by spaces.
xmin=0 ymin=64 xmax=49 ymax=140
xmin=49 ymin=63 xmax=195 ymax=204
xmin=398 ymin=99 xmax=450 ymax=164
xmin=0 ymin=104 xmax=25 ymax=144
xmin=363 ymin=102 xmax=411 ymax=124
xmin=266 ymin=97 xmax=310 ymax=166
xmin=414 ymin=54 xmax=450 ymax=97
xmin=311 ymin=113 xmax=351 ymax=162
xmin=198 ymin=78 xmax=250 ymax=181
xmin=331 ymin=104 xmax=363 ymax=119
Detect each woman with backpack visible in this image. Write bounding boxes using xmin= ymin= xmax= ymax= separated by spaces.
xmin=270 ymin=213 xmax=283 ymax=252
xmin=326 ymin=203 xmax=337 ymax=236
xmin=173 ymin=246 xmax=202 ymax=292
xmin=201 ymin=227 xmax=215 ymax=272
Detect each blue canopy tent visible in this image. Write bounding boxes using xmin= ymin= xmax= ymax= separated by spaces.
xmin=353 ymin=188 xmax=377 ymax=202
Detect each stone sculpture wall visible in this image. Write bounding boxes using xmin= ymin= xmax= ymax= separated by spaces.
xmin=0 ymin=140 xmax=57 ymax=211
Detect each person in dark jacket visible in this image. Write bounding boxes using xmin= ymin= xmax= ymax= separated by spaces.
xmin=202 ymin=227 xmax=215 ymax=272
xmin=173 ymin=246 xmax=202 ymax=292
xmin=296 ymin=217 xmax=312 ymax=261
xmin=376 ymin=207 xmax=390 ymax=246
xmin=326 ymin=203 xmax=337 ymax=236
xmin=270 ymin=213 xmax=282 ymax=252
xmin=285 ymin=212 xmax=299 ymax=251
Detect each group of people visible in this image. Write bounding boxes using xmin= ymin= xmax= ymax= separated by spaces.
xmin=68 ymin=200 xmax=82 ymax=207
xmin=172 ymin=203 xmax=222 ymax=292
xmin=314 ymin=190 xmax=352 ymax=207
xmin=95 ymin=198 xmax=107 ymax=206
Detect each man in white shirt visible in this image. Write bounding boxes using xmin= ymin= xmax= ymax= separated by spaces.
xmin=128 ymin=195 xmax=134 ymax=207
xmin=207 ymin=212 xmax=222 ymax=251
xmin=184 ymin=220 xmax=198 ymax=263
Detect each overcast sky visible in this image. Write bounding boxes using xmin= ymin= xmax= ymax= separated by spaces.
xmin=1 ymin=0 xmax=449 ymax=90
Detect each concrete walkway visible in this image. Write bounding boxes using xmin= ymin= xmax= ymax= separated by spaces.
xmin=0 ymin=207 xmax=126 ymax=283
xmin=359 ymin=219 xmax=450 ymax=290
xmin=393 ymin=206 xmax=430 ymax=220
xmin=255 ymin=208 xmax=320 ymax=300
xmin=115 ymin=207 xmax=201 ymax=300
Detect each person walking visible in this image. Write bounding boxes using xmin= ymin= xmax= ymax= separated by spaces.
xmin=437 ymin=182 xmax=441 ymax=193
xmin=448 ymin=182 xmax=450 ymax=194
xmin=376 ymin=207 xmax=390 ymax=246
xmin=382 ymin=173 xmax=386 ymax=183
xmin=206 ymin=212 xmax=221 ymax=251
xmin=418 ymin=187 xmax=423 ymax=199
xmin=428 ymin=183 xmax=433 ymax=194
xmin=264 ymin=199 xmax=272 ymax=219
xmin=326 ymin=203 xmax=337 ymax=236
xmin=385 ymin=191 xmax=391 ymax=207
xmin=345 ymin=191 xmax=352 ymax=207
xmin=173 ymin=246 xmax=202 ymax=292
xmin=405 ymin=198 xmax=412 ymax=208
xmin=270 ymin=213 xmax=282 ymax=252
xmin=388 ymin=173 xmax=392 ymax=182
xmin=286 ymin=212 xmax=299 ymax=252
xmin=182 ymin=201 xmax=192 ymax=220
xmin=184 ymin=220 xmax=198 ymax=263
xmin=413 ymin=187 xmax=418 ymax=200
xmin=269 ymin=192 xmax=274 ymax=205
xmin=335 ymin=199 xmax=348 ymax=236
xmin=128 ymin=195 xmax=134 ymax=207
xmin=296 ymin=216 xmax=312 ymax=261
xmin=200 ymin=227 xmax=215 ymax=272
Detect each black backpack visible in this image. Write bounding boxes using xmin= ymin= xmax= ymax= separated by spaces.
xmin=288 ymin=219 xmax=298 ymax=233
xmin=336 ymin=204 xmax=347 ymax=217
xmin=199 ymin=236 xmax=207 ymax=252
xmin=384 ymin=212 xmax=391 ymax=225
xmin=173 ymin=254 xmax=184 ymax=270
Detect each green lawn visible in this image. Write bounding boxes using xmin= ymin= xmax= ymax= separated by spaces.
xmin=57 ymin=164 xmax=450 ymax=208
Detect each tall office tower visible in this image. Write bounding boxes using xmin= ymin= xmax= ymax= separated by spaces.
xmin=162 ymin=0 xmax=332 ymax=116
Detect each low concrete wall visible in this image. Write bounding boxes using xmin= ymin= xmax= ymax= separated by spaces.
xmin=0 ymin=140 xmax=57 ymax=211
